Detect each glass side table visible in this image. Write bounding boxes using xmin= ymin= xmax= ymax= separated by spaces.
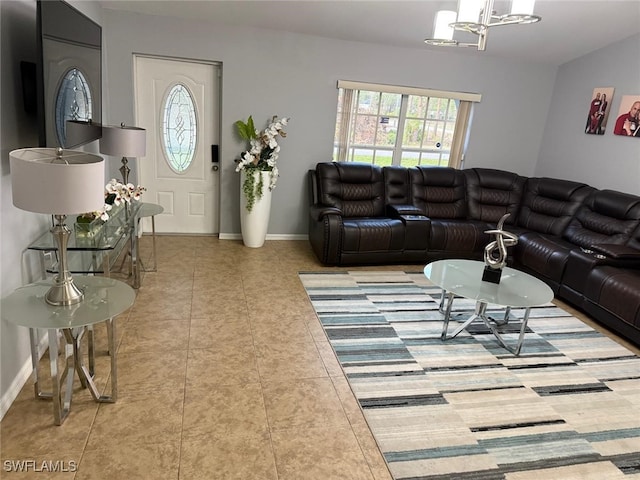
xmin=1 ymin=276 xmax=135 ymax=425
xmin=136 ymin=203 xmax=164 ymax=272
xmin=424 ymin=259 xmax=554 ymax=355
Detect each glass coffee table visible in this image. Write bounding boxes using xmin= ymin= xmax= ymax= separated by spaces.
xmin=424 ymin=259 xmax=554 ymax=355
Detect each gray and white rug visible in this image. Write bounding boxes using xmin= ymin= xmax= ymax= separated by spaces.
xmin=299 ymin=270 xmax=640 ymax=480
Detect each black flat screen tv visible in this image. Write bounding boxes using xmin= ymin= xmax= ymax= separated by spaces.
xmin=37 ymin=0 xmax=102 ymax=148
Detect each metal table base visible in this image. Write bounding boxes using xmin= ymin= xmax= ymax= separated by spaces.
xmin=29 ymin=319 xmax=118 ymax=425
xmin=439 ymin=289 xmax=530 ymax=355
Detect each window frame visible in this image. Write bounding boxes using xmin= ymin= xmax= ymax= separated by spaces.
xmin=333 ymin=80 xmax=481 ymax=169
xmin=161 ymin=82 xmax=198 ymax=175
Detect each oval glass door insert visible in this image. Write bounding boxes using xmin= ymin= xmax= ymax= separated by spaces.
xmin=162 ymin=84 xmax=197 ymax=173
xmin=55 ymin=67 xmax=93 ymax=146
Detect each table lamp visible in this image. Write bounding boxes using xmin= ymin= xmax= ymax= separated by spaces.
xmin=65 ymin=119 xmax=102 ymax=149
xmin=10 ymin=147 xmax=105 ymax=306
xmin=100 ymin=123 xmax=146 ymax=185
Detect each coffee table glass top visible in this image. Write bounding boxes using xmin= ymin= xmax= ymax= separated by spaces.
xmin=424 ymin=259 xmax=553 ymax=308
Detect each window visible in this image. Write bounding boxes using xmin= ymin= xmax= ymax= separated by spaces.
xmin=162 ymin=83 xmax=197 ymax=173
xmin=333 ymin=81 xmax=481 ymax=169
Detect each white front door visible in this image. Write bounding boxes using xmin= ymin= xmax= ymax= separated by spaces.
xmin=134 ymin=56 xmax=220 ymax=234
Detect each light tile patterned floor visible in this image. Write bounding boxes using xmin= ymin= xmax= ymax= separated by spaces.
xmin=1 ymin=238 xmax=392 ymax=479
xmin=1 ymin=237 xmax=637 ymax=479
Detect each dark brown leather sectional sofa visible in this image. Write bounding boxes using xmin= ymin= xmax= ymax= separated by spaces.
xmin=308 ymin=162 xmax=640 ymax=346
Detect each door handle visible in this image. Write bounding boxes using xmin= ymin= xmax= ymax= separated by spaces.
xmin=212 ymin=165 xmax=219 ymax=171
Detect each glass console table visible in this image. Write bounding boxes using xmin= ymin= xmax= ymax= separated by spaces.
xmin=424 ymin=259 xmax=554 ymax=355
xmin=1 ymin=276 xmax=135 ymax=425
xmin=28 ymin=202 xmax=163 ymax=288
xmin=137 ymin=202 xmax=164 ymax=272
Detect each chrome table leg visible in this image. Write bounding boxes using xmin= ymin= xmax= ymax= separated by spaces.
xmin=481 ymin=306 xmax=531 ymax=355
xmin=442 ymin=299 xmax=481 ymax=341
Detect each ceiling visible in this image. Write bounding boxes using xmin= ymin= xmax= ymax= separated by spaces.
xmin=99 ymin=0 xmax=640 ymax=66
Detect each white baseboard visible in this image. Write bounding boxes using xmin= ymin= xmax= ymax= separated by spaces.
xmin=265 ymin=234 xmax=308 ymax=241
xmin=0 ymin=333 xmax=48 ymax=420
xmin=218 ymin=233 xmax=309 ymax=241
xmin=218 ymin=233 xmax=242 ymax=240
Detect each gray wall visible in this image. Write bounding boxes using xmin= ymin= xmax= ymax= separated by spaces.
xmin=1 ymin=0 xmax=46 ymax=416
xmin=536 ymin=33 xmax=640 ymax=194
xmin=0 ymin=0 xmax=102 ymax=417
xmin=102 ymin=9 xmax=557 ymax=236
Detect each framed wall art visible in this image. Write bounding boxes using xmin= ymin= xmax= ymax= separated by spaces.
xmin=584 ymin=87 xmax=615 ymax=135
xmin=613 ymin=95 xmax=640 ymax=137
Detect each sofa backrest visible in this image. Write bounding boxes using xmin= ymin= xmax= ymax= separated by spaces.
xmin=627 ymin=222 xmax=640 ymax=251
xmin=464 ymin=168 xmax=526 ymax=224
xmin=518 ymin=178 xmax=595 ymax=236
xmin=315 ymin=162 xmax=386 ymax=217
xmin=383 ymin=165 xmax=411 ymax=206
xmin=409 ymin=166 xmax=467 ymax=218
xmin=562 ymin=189 xmax=640 ymax=247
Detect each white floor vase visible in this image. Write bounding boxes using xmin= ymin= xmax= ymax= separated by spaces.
xmin=240 ymin=170 xmax=272 ymax=248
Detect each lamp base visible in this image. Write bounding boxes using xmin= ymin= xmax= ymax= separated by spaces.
xmin=46 ymin=215 xmax=85 ymax=306
xmin=119 ymin=157 xmax=130 ymax=185
xmin=45 ymin=278 xmax=84 ymax=306
xmin=482 ymin=266 xmax=502 ymax=284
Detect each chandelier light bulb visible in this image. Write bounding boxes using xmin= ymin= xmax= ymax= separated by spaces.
xmin=433 ymin=10 xmax=457 ymax=40
xmin=510 ymin=0 xmax=536 ymax=15
xmin=457 ymin=0 xmax=483 ymax=23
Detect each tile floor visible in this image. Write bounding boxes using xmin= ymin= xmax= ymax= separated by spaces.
xmin=1 ymin=237 xmax=638 ymax=479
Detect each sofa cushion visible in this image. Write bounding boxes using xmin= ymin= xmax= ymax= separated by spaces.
xmin=514 ymin=232 xmax=578 ymax=289
xmin=341 ymin=218 xmax=405 ymax=253
xmin=464 ymin=168 xmax=526 ymax=224
xmin=384 ymin=165 xmax=411 ymax=206
xmin=316 ymin=162 xmax=386 ymax=217
xmin=584 ymin=266 xmax=640 ymax=329
xmin=626 ymin=222 xmax=640 ymax=251
xmin=518 ymin=178 xmax=595 ymax=236
xmin=428 ymin=219 xmax=490 ymax=257
xmin=409 ymin=167 xmax=467 ymax=218
xmin=562 ymin=189 xmax=640 ymax=247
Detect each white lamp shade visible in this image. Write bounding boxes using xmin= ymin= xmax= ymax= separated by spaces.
xmin=433 ymin=10 xmax=457 ymax=40
xmin=457 ymin=0 xmax=483 ymax=23
xmin=10 ymin=148 xmax=105 ymax=215
xmin=510 ymin=0 xmax=535 ymax=15
xmin=100 ymin=124 xmax=146 ymax=157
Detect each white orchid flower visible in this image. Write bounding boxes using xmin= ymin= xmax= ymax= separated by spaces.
xmin=235 ymin=115 xmax=289 ymax=205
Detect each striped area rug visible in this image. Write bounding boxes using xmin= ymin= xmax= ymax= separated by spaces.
xmin=299 ymin=270 xmax=640 ymax=480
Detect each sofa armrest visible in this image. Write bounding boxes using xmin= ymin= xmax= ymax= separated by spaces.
xmin=309 ymin=204 xmax=342 ymax=222
xmin=387 ymin=204 xmax=423 ymax=216
xmin=590 ymin=244 xmax=640 ymax=261
xmin=581 ymin=244 xmax=640 ymax=269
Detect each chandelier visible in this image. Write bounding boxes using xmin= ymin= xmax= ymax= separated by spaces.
xmin=425 ymin=0 xmax=541 ymax=51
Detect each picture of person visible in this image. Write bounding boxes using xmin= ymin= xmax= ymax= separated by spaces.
xmin=595 ymin=93 xmax=608 ymax=134
xmin=584 ymin=87 xmax=615 ymax=135
xmin=613 ymin=96 xmax=640 ymax=137
xmin=586 ymin=92 xmax=601 ymax=133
